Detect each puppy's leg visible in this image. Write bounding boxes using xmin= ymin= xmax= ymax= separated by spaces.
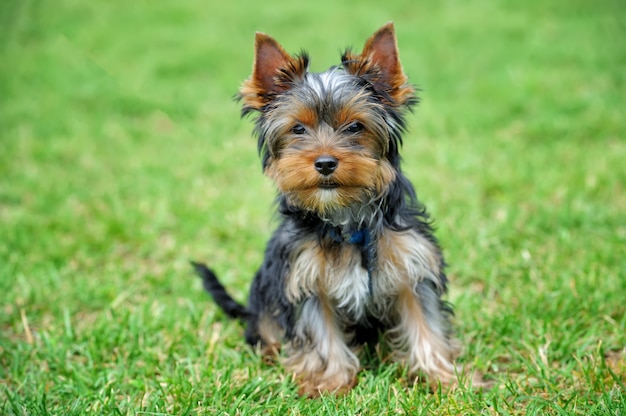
xmin=376 ymin=229 xmax=459 ymax=385
xmin=256 ymin=313 xmax=283 ymax=359
xmin=388 ymin=281 xmax=459 ymax=386
xmin=284 ymin=296 xmax=360 ymax=397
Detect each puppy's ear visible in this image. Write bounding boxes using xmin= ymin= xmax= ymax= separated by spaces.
xmin=251 ymin=33 xmax=293 ymax=95
xmin=342 ymin=22 xmax=414 ymax=105
xmin=239 ymin=33 xmax=308 ymax=112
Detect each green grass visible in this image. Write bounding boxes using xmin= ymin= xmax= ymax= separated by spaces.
xmin=1 ymin=0 xmax=625 ymax=414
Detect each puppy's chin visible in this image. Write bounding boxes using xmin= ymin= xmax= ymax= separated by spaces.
xmin=284 ymin=187 xmax=377 ymax=227
xmin=284 ymin=187 xmax=340 ymax=213
xmin=314 ymin=188 xmax=342 ymax=205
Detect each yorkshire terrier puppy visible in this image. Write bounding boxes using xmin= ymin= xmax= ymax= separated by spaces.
xmin=193 ymin=22 xmax=461 ymax=397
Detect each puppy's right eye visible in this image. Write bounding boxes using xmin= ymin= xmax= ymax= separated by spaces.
xmin=345 ymin=121 xmax=364 ymax=134
xmin=291 ymin=124 xmax=306 ymax=135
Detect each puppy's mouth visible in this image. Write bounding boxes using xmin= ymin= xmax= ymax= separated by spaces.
xmin=318 ymin=181 xmax=339 ymax=189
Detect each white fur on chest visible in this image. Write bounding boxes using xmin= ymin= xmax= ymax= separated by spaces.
xmin=286 ymin=229 xmax=442 ymax=320
xmin=287 ymin=242 xmax=370 ymax=318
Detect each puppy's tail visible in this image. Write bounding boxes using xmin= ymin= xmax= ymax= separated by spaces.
xmin=191 ymin=261 xmax=250 ymax=320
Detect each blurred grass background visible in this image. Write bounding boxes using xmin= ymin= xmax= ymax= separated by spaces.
xmin=1 ymin=0 xmax=625 ymax=414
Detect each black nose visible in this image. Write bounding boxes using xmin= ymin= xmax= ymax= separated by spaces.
xmin=314 ymin=155 xmax=338 ymax=176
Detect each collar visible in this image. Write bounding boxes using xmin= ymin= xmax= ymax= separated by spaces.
xmin=328 ymin=227 xmax=368 ymax=245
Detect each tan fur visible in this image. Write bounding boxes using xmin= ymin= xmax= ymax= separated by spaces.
xmin=343 ymin=23 xmax=415 ymax=106
xmin=257 ymin=313 xmax=284 ymax=359
xmin=387 ymin=285 xmax=459 ymax=383
xmin=239 ymin=32 xmax=308 ymax=110
xmin=263 ymin=113 xmax=397 ymax=216
xmin=376 ymin=228 xmax=444 ymax=295
xmin=377 ymin=229 xmax=459 ymax=383
xmin=283 ymin=295 xmax=360 ymax=397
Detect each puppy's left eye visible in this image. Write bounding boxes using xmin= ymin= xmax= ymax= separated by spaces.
xmin=291 ymin=124 xmax=306 ymax=135
xmin=345 ymin=121 xmax=364 ymax=134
